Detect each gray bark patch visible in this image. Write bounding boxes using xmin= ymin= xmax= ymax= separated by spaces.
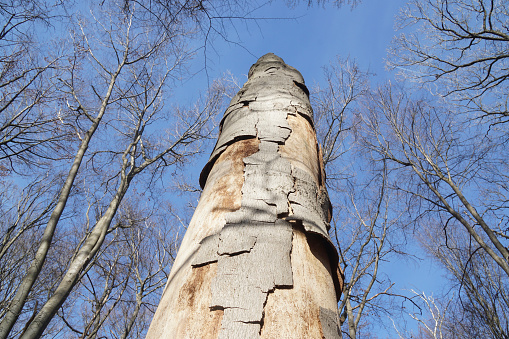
xmin=319 ymin=307 xmax=342 ymax=339
xmin=217 ymin=224 xmax=257 ymax=256
xmin=210 ymin=222 xmax=293 ymax=305
xmin=218 ymin=309 xmax=262 ymax=339
xmin=192 ymin=235 xmax=219 ymax=267
xmin=199 ymin=53 xmax=313 ymax=188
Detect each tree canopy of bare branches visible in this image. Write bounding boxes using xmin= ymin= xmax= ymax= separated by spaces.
xmin=379 ymin=2 xmax=509 ymax=335
xmin=358 ymin=81 xmax=509 ymax=337
xmin=314 ymin=5 xmax=509 ymax=335
xmin=390 ymin=0 xmax=509 ymax=126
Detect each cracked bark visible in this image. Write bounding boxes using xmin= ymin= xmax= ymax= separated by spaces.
xmin=147 ymin=53 xmax=343 ymax=339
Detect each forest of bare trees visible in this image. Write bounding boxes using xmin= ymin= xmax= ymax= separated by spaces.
xmin=314 ymin=0 xmax=509 ymax=337
xmin=0 ymin=0 xmax=507 ymax=338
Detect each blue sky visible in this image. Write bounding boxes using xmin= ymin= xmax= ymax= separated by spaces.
xmin=193 ymin=0 xmax=405 ymax=85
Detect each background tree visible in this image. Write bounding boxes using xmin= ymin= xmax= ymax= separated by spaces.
xmin=380 ymin=0 xmax=509 ymax=335
xmin=300 ymin=1 xmax=509 ymax=335
xmin=0 ymin=0 xmax=69 ymax=170
xmin=314 ymin=57 xmax=412 ymax=338
xmin=358 ymin=81 xmax=509 ymax=338
xmin=418 ymin=218 xmax=509 ymax=338
xmin=53 ymin=201 xmax=178 ymax=339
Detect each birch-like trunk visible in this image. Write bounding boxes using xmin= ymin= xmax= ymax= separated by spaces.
xmin=147 ymin=53 xmax=343 ymax=338
xmin=0 ymin=58 xmax=125 ymax=339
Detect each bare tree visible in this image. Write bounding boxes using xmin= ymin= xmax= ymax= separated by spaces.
xmin=0 ymin=177 xmax=62 ymax=338
xmin=52 ymin=201 xmax=177 ymax=338
xmin=313 ymin=57 xmax=410 ymax=338
xmin=313 ymin=56 xmax=369 ymax=173
xmin=361 ymin=82 xmax=509 ymax=273
xmin=304 ymin=1 xmax=509 ymax=336
xmin=418 ymin=219 xmax=509 ymax=338
xmin=389 ymin=0 xmax=509 ymax=126
xmin=0 ymin=0 xmax=70 ymax=170
xmin=358 ymin=81 xmax=509 ymax=337
xmin=333 ymin=167 xmax=406 ymax=339
xmin=377 ymin=1 xmax=509 ymax=336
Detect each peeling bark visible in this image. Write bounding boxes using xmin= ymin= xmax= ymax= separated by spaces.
xmin=147 ymin=53 xmax=342 ymax=338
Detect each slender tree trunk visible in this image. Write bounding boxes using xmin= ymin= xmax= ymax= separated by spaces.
xmin=120 ymin=295 xmax=142 ymax=339
xmin=0 ymin=58 xmax=125 ymax=339
xmin=19 ymin=180 xmax=130 ymax=339
xmin=147 ymin=53 xmax=343 ymax=338
xmin=0 ymin=54 xmax=126 ymax=338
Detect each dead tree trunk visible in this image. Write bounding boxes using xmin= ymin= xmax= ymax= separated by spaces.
xmin=146 ymin=53 xmax=343 ymax=338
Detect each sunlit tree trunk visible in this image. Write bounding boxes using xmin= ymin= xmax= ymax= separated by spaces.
xmin=147 ymin=53 xmax=343 ymax=338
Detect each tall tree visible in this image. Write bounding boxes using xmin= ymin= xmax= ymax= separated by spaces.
xmin=358 ymin=81 xmax=509 ymax=337
xmin=310 ymin=2 xmax=509 ymax=336
xmin=147 ymin=53 xmax=343 ymax=338
xmin=313 ymin=56 xmax=413 ymax=338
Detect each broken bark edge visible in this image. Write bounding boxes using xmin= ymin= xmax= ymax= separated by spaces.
xmin=292 ymin=221 xmax=343 ymax=302
xmin=319 ymin=306 xmax=342 ymax=339
xmin=199 ymin=135 xmax=258 ymax=189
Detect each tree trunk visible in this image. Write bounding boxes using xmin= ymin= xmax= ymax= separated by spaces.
xmin=146 ymin=53 xmax=343 ymax=338
xmin=0 ymin=58 xmax=125 ymax=339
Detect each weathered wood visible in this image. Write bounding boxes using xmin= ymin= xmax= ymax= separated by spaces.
xmin=147 ymin=53 xmax=342 ymax=338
